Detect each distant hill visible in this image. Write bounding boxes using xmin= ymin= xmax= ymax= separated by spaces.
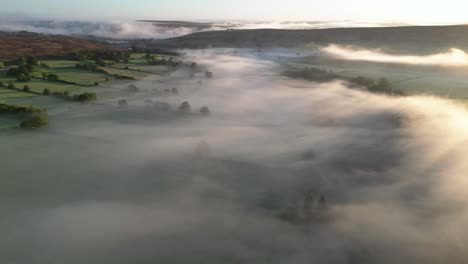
xmin=150 ymin=25 xmax=468 ymax=53
xmin=0 ymin=31 xmax=113 ymax=62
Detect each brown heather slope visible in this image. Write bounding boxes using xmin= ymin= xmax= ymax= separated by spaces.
xmin=0 ymin=31 xmax=113 ymax=62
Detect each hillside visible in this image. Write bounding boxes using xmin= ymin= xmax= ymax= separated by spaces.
xmin=150 ymin=25 xmax=468 ymax=53
xmin=0 ymin=31 xmax=112 ymax=62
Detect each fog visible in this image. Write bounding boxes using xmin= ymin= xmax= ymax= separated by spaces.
xmin=322 ymin=44 xmax=468 ymax=67
xmin=0 ymin=19 xmax=406 ymax=39
xmin=2 ymin=49 xmax=468 ymax=263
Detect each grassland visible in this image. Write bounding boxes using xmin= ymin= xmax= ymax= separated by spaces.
xmin=285 ymin=56 xmax=468 ymax=100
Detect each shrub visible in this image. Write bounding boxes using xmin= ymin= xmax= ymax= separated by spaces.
xmin=23 ymin=85 xmax=31 ymax=92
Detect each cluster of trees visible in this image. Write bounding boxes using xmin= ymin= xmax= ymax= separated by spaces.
xmin=349 ymin=76 xmax=403 ymax=95
xmin=75 ymin=62 xmax=98 ymax=71
xmin=47 ymin=90 xmax=97 ymax=103
xmin=284 ymin=67 xmax=337 ymax=82
xmin=145 ymin=54 xmax=181 ymax=66
xmin=177 ymin=101 xmax=211 ymax=115
xmin=41 ymin=73 xmax=60 ymax=81
xmin=6 ymin=56 xmax=43 ymax=82
xmin=72 ymin=50 xmax=131 ymax=63
xmin=276 ymin=193 xmax=329 ymax=225
xmin=0 ymin=103 xmax=41 ymax=114
xmin=0 ymin=103 xmax=48 ymax=129
xmin=94 ymin=58 xmax=114 ymax=67
xmin=131 ymin=47 xmax=178 ymax=56
xmin=72 ymin=92 xmax=97 ymax=102
xmin=285 ymin=67 xmax=404 ymax=96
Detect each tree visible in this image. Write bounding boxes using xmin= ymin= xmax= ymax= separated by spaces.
xmin=43 ymin=88 xmax=51 ymax=96
xmin=40 ymin=62 xmax=50 ymax=68
xmin=26 ymin=56 xmax=39 ymax=66
xmin=0 ymin=82 xmax=3 ymax=87
xmin=200 ymin=106 xmax=211 ymax=115
xmin=128 ymin=84 xmax=139 ymax=92
xmin=20 ymin=113 xmax=48 ymax=129
xmin=42 ymin=72 xmax=49 ymax=80
xmin=95 ymin=58 xmax=106 ymax=67
xmin=0 ymin=61 xmax=4 ymax=69
xmin=118 ymin=99 xmax=128 ymax=108
xmin=8 ymin=81 xmax=16 ymax=89
xmin=18 ymin=56 xmax=26 ymax=65
xmin=23 ymin=85 xmax=31 ymax=92
xmin=17 ymin=73 xmax=31 ymax=82
xmin=205 ymin=71 xmax=213 ymax=78
xmin=47 ymin=74 xmax=59 ymax=81
xmin=178 ymin=101 xmax=191 ymax=113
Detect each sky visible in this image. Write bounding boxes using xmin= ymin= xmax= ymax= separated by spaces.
xmin=2 ymin=0 xmax=468 ymax=24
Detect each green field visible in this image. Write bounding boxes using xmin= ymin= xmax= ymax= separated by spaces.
xmin=287 ymin=58 xmax=468 ymax=100
xmin=0 ymin=88 xmax=35 ymax=101
xmin=0 ymin=53 xmax=179 ymax=105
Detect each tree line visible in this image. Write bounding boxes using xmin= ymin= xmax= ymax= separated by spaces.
xmin=0 ymin=103 xmax=48 ymax=129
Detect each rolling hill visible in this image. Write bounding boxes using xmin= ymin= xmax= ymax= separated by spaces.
xmin=0 ymin=31 xmax=112 ymax=62
xmin=150 ymin=25 xmax=468 ymax=53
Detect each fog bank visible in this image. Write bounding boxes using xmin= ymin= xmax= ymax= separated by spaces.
xmin=1 ymin=49 xmax=468 ymax=263
xmin=0 ymin=19 xmax=407 ymax=39
xmin=322 ymin=44 xmax=468 ymax=66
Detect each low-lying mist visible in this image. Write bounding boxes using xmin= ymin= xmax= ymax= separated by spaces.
xmin=2 ymin=49 xmax=468 ymax=263
xmin=322 ymin=44 xmax=468 ymax=67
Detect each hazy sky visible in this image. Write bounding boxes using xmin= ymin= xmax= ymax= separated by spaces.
xmin=2 ymin=0 xmax=468 ymax=23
